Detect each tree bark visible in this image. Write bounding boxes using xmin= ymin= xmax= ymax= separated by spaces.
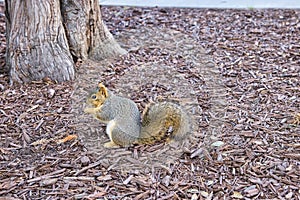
xmin=5 ymin=0 xmax=126 ymax=84
xmin=5 ymin=0 xmax=75 ymax=83
xmin=60 ymin=0 xmax=126 ymax=61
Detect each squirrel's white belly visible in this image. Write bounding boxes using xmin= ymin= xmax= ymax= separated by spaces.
xmin=106 ymin=120 xmax=116 ymax=140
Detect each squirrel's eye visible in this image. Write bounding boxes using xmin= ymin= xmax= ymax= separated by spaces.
xmin=91 ymin=94 xmax=97 ymax=99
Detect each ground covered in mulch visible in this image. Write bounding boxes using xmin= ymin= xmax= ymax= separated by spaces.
xmin=1 ymin=4 xmax=300 ymax=200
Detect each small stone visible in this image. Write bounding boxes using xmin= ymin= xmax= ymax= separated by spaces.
xmin=40 ymin=178 xmax=58 ymax=186
xmin=80 ymin=156 xmax=90 ymax=166
xmin=48 ymin=88 xmax=55 ymax=98
xmin=0 ymin=83 xmax=5 ymax=91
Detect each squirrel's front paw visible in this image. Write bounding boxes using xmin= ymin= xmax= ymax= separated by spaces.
xmin=104 ymin=141 xmax=120 ymax=148
xmin=84 ymin=107 xmax=94 ymax=114
xmin=84 ymin=107 xmax=101 ymax=114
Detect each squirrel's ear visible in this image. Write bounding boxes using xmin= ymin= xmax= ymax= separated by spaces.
xmin=98 ymin=83 xmax=108 ymax=97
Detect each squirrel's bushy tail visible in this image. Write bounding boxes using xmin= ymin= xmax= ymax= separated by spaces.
xmin=138 ymin=102 xmax=191 ymax=144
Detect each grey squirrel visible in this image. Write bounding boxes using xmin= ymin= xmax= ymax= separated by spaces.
xmin=84 ymin=83 xmax=191 ymax=148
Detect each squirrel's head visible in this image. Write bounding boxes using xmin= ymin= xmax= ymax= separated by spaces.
xmin=87 ymin=83 xmax=109 ymax=108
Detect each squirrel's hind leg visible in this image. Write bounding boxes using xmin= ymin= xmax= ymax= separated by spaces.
xmin=105 ymin=120 xmax=138 ymax=148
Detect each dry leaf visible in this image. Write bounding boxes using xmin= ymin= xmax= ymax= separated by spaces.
xmin=191 ymin=193 xmax=198 ymax=200
xmin=56 ymin=135 xmax=78 ymax=144
xmin=231 ymin=191 xmax=244 ymax=199
xmin=200 ymin=191 xmax=209 ymax=197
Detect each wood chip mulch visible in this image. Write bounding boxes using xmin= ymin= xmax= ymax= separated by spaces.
xmin=0 ymin=4 xmax=299 ymax=199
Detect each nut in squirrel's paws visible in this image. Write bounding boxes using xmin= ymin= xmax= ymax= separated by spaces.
xmin=104 ymin=141 xmax=120 ymax=148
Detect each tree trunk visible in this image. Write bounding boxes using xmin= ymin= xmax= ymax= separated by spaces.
xmin=5 ymin=0 xmax=126 ymax=84
xmin=5 ymin=0 xmax=75 ymax=83
xmin=60 ymin=0 xmax=126 ymax=61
